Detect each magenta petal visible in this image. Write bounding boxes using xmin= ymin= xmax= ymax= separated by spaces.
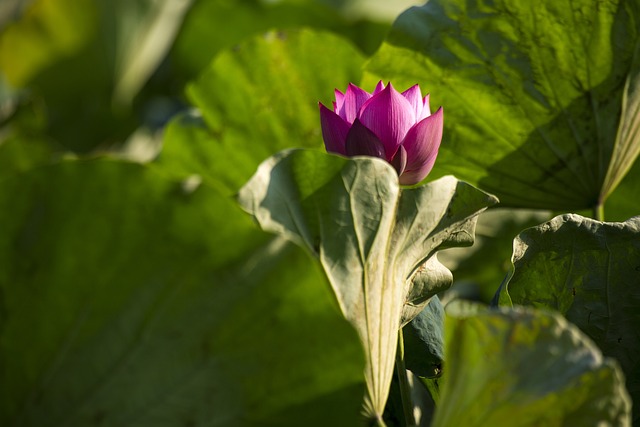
xmin=400 ymin=106 xmax=443 ymax=184
xmin=358 ymin=83 xmax=416 ymax=158
xmin=420 ymin=94 xmax=431 ymax=120
xmin=334 ymin=89 xmax=345 ymax=112
xmin=319 ymin=102 xmax=350 ymax=155
xmin=338 ymin=83 xmax=372 ymax=123
xmin=402 ymin=85 xmax=424 ymax=119
xmin=345 ymin=119 xmax=386 ymax=159
xmin=373 ymin=80 xmax=385 ymax=95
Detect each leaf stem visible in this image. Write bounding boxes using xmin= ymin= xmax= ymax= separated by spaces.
xmin=396 ymin=328 xmax=416 ymax=426
xmin=593 ymin=202 xmax=605 ymax=222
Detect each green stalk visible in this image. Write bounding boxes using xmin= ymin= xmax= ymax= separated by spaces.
xmin=593 ymin=202 xmax=605 ymax=222
xmin=396 ymin=328 xmax=416 ymax=426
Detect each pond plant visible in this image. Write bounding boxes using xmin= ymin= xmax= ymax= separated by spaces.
xmin=1 ymin=0 xmax=639 ymax=426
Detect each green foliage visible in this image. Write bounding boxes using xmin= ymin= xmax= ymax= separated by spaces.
xmin=499 ymin=214 xmax=640 ymax=424
xmin=0 ymin=158 xmax=366 ymax=427
xmin=238 ymin=148 xmax=497 ymax=419
xmin=161 ymin=29 xmax=365 ymax=194
xmin=439 ymin=208 xmax=551 ymax=303
xmin=433 ymin=302 xmax=631 ymax=427
xmin=0 ymin=0 xmax=191 ymax=152
xmin=364 ymin=0 xmax=640 ymax=212
xmin=171 ymin=0 xmax=391 ymax=80
xmin=403 ymin=295 xmax=444 ymax=379
xmin=2 ymin=0 xmax=639 ymax=425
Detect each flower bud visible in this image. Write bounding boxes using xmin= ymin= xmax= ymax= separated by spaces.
xmin=319 ymin=81 xmax=443 ymax=185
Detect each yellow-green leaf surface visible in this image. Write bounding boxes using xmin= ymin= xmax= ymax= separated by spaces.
xmin=0 ymin=158 xmax=365 ymax=426
xmin=238 ymin=149 xmax=497 ymax=420
xmin=499 ymin=214 xmax=640 ymax=424
xmin=161 ymin=29 xmax=365 ymax=194
xmin=433 ymin=302 xmax=631 ymax=427
xmin=365 ymin=0 xmax=640 ymax=211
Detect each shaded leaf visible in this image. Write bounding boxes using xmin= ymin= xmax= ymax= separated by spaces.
xmin=498 ymin=213 xmax=640 ymax=424
xmin=364 ymin=0 xmax=640 ymax=210
xmin=403 ymin=295 xmax=444 ymax=379
xmin=433 ymin=301 xmax=631 ymax=427
xmin=171 ymin=0 xmax=390 ymax=80
xmin=0 ymin=134 xmax=58 ymax=180
xmin=238 ymin=149 xmax=496 ymax=419
xmin=439 ymin=208 xmax=551 ymax=303
xmin=160 ymin=29 xmax=365 ymax=194
xmin=0 ymin=158 xmax=366 ymax=426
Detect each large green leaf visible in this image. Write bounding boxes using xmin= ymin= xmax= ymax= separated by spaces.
xmin=364 ymin=0 xmax=640 ymax=210
xmin=161 ymin=29 xmax=365 ymax=194
xmin=238 ymin=149 xmax=497 ymax=420
xmin=433 ymin=301 xmax=631 ymax=427
xmin=0 ymin=134 xmax=57 ymax=180
xmin=0 ymin=158 xmax=365 ymax=426
xmin=498 ymin=214 xmax=640 ymax=424
xmin=171 ymin=0 xmax=390 ymax=80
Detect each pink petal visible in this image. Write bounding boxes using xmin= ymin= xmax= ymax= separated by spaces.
xmin=345 ymin=119 xmax=386 ymax=159
xmin=334 ymin=89 xmax=345 ymax=112
xmin=319 ymin=102 xmax=350 ymax=155
xmin=373 ymin=80 xmax=385 ymax=95
xmin=421 ymin=94 xmax=431 ymax=120
xmin=399 ymin=106 xmax=443 ymax=185
xmin=338 ymin=83 xmax=372 ymax=123
xmin=402 ymin=85 xmax=424 ymax=119
xmin=358 ymin=83 xmax=417 ymax=159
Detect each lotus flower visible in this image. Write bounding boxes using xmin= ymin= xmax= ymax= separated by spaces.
xmin=319 ymin=81 xmax=443 ymax=185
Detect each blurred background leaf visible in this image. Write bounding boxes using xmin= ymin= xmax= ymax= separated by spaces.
xmin=432 ymin=301 xmax=631 ymax=427
xmin=0 ymin=0 xmax=191 ymax=152
xmin=0 ymin=0 xmax=421 ymax=155
xmin=0 ymin=158 xmax=366 ymax=426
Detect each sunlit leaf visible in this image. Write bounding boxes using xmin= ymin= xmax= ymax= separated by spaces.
xmin=433 ymin=301 xmax=631 ymax=427
xmin=364 ymin=0 xmax=640 ymax=210
xmin=238 ymin=149 xmax=496 ymax=420
xmin=605 ymin=159 xmax=640 ymax=221
xmin=498 ymin=213 xmax=640 ymax=424
xmin=161 ymin=29 xmax=365 ymax=194
xmin=0 ymin=158 xmax=365 ymax=426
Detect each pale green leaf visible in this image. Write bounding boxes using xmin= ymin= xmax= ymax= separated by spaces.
xmin=238 ymin=149 xmax=497 ymax=419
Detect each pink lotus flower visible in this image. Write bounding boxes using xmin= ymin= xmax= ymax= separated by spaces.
xmin=319 ymin=81 xmax=443 ymax=185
